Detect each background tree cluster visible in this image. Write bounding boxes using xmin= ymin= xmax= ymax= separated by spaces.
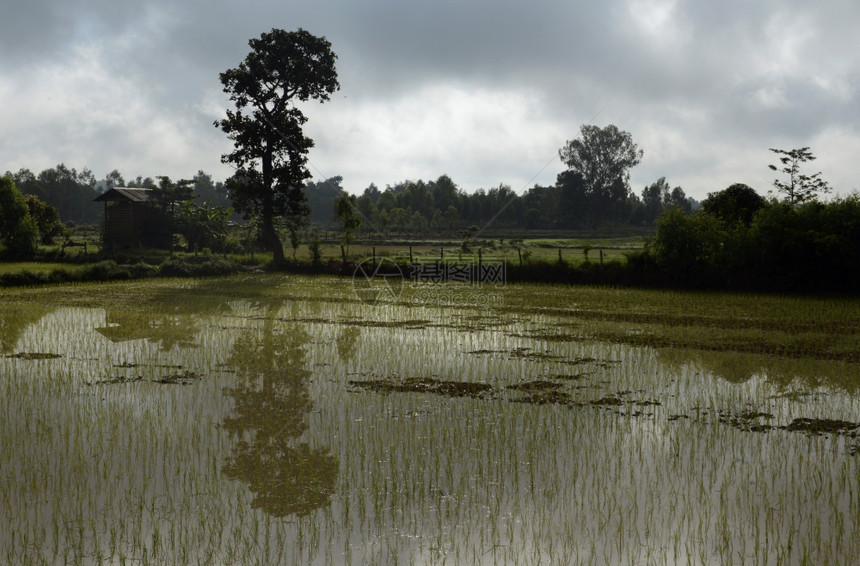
xmin=644 ymin=181 xmax=858 ymax=292
xmin=302 ymin=171 xmax=694 ymax=235
xmin=299 ymin=124 xmax=694 ymax=235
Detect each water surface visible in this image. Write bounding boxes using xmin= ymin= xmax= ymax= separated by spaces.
xmin=1 ymin=276 xmax=857 ymax=565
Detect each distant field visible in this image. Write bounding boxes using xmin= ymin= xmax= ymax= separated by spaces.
xmin=526 ymin=236 xmax=646 ymax=249
xmin=303 ymin=234 xmax=647 ymax=265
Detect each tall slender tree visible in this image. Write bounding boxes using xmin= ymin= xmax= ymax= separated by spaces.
xmin=216 ymin=28 xmax=339 ymax=264
xmin=768 ymin=147 xmax=830 ymax=204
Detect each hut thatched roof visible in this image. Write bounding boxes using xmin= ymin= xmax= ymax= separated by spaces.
xmin=94 ymin=188 xmax=156 ymax=203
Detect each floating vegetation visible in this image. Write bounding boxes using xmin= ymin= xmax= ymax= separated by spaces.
xmin=590 ymin=395 xmax=625 ymax=406
xmin=88 ymin=371 xmax=202 ymax=386
xmin=506 ymin=380 xmax=564 ymax=392
xmin=512 ymin=390 xmax=573 ymax=405
xmin=782 ymin=418 xmax=859 ymax=435
xmin=349 ymin=376 xmax=495 ymax=399
xmin=341 ymin=319 xmax=432 ymax=329
xmin=506 ymin=380 xmax=572 ymax=405
xmin=89 ymin=375 xmax=144 ymax=385
xmin=112 ymin=362 xmax=184 ymax=369
xmin=154 ymin=371 xmax=203 ymax=385
xmin=4 ymin=352 xmax=62 ymax=360
xmin=467 ymin=346 xmax=565 ymax=361
xmin=718 ymin=410 xmax=776 ymax=432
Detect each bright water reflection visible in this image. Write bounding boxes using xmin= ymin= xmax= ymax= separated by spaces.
xmin=0 ymin=277 xmax=857 ymax=565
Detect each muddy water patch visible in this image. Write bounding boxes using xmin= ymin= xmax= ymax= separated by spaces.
xmin=678 ymin=406 xmax=860 ymax=441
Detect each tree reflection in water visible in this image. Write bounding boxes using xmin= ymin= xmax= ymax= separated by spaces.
xmin=336 ymin=326 xmax=361 ymax=362
xmin=221 ymin=303 xmax=337 ymax=518
xmin=0 ymin=306 xmax=54 ymax=353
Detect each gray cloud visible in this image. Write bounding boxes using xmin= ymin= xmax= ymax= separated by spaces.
xmin=2 ymin=0 xmax=858 ymax=197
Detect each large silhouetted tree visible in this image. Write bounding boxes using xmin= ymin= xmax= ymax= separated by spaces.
xmin=216 ymin=28 xmax=339 ymax=264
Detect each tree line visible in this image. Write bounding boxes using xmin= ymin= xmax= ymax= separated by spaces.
xmin=303 ymin=171 xmax=694 ymax=236
xmin=3 ymin=158 xmax=694 ymax=247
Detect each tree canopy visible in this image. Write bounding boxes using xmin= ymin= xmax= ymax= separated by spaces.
xmin=701 ymin=183 xmax=766 ymax=226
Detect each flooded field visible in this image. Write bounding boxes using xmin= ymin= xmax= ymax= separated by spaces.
xmin=1 ymin=276 xmax=858 ymax=565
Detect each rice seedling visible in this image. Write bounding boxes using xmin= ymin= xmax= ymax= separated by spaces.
xmin=0 ymin=276 xmax=857 ymax=564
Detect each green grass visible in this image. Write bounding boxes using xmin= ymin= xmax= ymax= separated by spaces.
xmin=496 ymin=285 xmax=860 ymax=366
xmin=0 ymin=262 xmax=88 ymax=275
xmin=525 ymin=235 xmax=646 ymax=249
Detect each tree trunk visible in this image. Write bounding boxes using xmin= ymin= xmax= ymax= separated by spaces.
xmin=261 ymin=207 xmax=285 ymax=265
xmin=261 ymin=145 xmax=285 ymax=265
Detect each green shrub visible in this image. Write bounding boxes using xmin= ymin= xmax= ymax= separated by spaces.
xmin=158 ymin=257 xmax=241 ymax=277
xmin=80 ymin=260 xmax=131 ymax=281
xmin=647 ymin=208 xmax=727 ymax=285
xmin=309 ymin=238 xmax=323 ymax=267
xmin=158 ymin=258 xmax=194 ymax=277
xmin=129 ymin=262 xmax=158 ymax=278
xmin=0 ymin=177 xmax=39 ymax=258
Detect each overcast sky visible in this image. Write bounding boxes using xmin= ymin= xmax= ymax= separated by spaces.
xmin=1 ymin=0 xmax=858 ymax=200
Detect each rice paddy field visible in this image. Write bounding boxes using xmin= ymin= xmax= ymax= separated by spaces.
xmin=0 ymin=275 xmax=858 ymax=565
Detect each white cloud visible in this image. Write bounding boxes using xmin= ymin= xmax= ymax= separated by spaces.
xmin=811 ymin=126 xmax=860 ymax=193
xmin=305 ymin=84 xmax=566 ymax=193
